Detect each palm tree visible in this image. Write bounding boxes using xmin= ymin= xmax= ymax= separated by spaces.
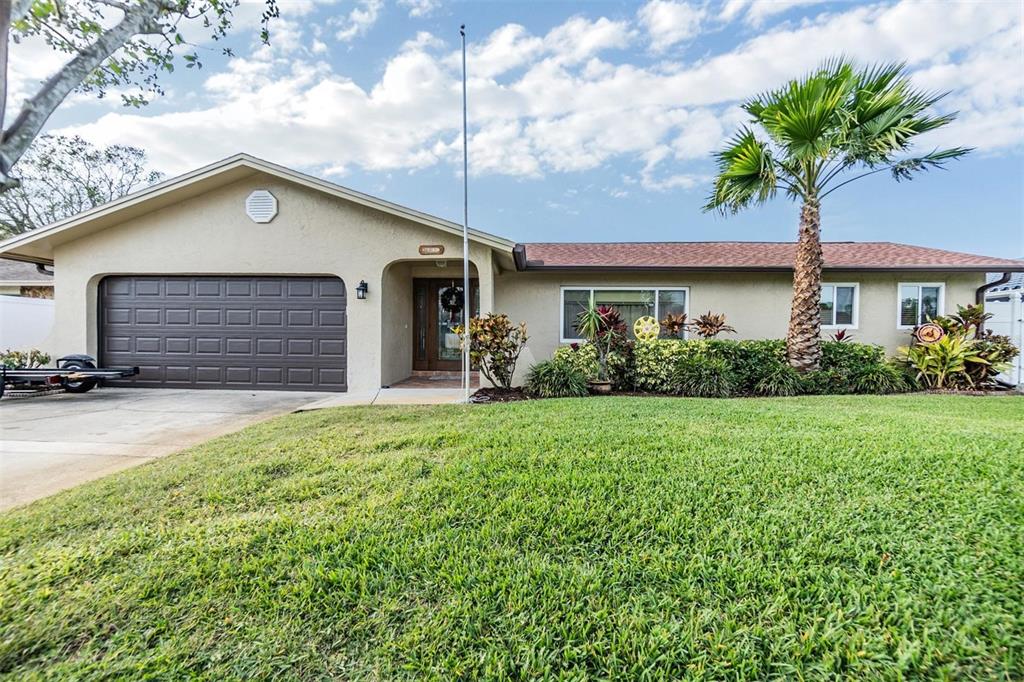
xmin=704 ymin=59 xmax=969 ymax=372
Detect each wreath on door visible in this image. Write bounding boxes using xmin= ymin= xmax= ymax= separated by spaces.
xmin=440 ymin=286 xmax=464 ymax=315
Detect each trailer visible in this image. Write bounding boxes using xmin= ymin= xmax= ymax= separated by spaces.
xmin=0 ymin=355 xmax=139 ymax=399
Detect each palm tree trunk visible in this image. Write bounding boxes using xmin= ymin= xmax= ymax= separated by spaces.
xmin=786 ymin=198 xmax=823 ymax=372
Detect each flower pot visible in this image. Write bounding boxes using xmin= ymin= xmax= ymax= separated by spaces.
xmin=588 ymin=380 xmax=612 ymax=395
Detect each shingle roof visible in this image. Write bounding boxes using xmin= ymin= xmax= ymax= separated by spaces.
xmin=0 ymin=258 xmax=52 ymax=283
xmin=519 ymin=242 xmax=1024 ymax=272
xmin=987 ymin=271 xmax=1024 ymax=292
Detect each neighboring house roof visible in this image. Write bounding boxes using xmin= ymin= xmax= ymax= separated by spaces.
xmin=987 ymin=270 xmax=1024 ymax=293
xmin=518 ymin=242 xmax=1024 ymax=272
xmin=0 ymin=153 xmax=516 ymax=264
xmin=0 ymin=257 xmax=53 ymax=286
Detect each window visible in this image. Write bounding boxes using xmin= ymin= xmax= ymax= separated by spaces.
xmin=561 ymin=287 xmax=689 ymax=341
xmin=898 ymin=283 xmax=944 ymax=328
xmin=819 ymin=283 xmax=858 ymax=328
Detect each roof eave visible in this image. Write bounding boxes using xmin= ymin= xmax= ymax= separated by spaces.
xmin=0 ymin=153 xmax=515 ymax=262
xmin=519 ymin=264 xmax=1024 ymax=273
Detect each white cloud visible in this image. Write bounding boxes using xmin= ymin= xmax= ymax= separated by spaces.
xmin=720 ymin=0 xmax=827 ymax=26
xmin=399 ymin=0 xmax=440 ymax=18
xmin=333 ymin=0 xmax=383 ymax=42
xmin=50 ymin=0 xmax=1023 ymax=191
xmin=638 ymin=0 xmax=705 ymax=52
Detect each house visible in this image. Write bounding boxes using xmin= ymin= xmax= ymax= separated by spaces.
xmin=985 ymin=271 xmax=1023 ymax=386
xmin=0 ymin=153 xmax=1021 ymax=393
xmin=0 ymin=258 xmax=53 ymax=297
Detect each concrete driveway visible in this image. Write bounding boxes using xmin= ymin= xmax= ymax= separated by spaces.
xmin=0 ymin=387 xmax=335 ymax=511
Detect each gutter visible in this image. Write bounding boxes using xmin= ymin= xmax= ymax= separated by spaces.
xmin=978 ymin=273 xmax=1012 ymax=304
xmin=976 ymin=272 xmax=1012 ymax=335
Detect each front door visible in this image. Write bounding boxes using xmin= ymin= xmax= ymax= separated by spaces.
xmin=413 ymin=278 xmax=479 ymax=371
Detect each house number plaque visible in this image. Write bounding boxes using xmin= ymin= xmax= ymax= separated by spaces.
xmin=419 ymin=244 xmax=445 ymax=256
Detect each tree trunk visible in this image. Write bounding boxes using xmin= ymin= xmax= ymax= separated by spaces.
xmin=786 ymin=198 xmax=823 ymax=372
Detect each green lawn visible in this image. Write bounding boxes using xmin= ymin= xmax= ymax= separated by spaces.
xmin=1 ymin=396 xmax=1023 ymax=680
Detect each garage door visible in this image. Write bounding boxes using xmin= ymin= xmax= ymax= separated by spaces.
xmin=100 ymin=276 xmax=346 ymax=391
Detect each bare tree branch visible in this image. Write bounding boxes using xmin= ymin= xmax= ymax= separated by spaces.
xmin=0 ymin=2 xmax=164 ymax=187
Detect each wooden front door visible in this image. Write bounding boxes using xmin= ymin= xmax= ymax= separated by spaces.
xmin=413 ymin=278 xmax=479 ymax=371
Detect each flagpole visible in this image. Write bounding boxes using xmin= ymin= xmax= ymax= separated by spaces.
xmin=460 ymin=24 xmax=470 ymax=404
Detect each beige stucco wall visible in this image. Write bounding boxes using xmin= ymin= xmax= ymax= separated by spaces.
xmin=48 ymin=172 xmax=499 ymax=393
xmin=496 ymin=269 xmax=984 ymax=384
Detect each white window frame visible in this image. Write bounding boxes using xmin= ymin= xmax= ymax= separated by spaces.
xmin=559 ymin=286 xmax=690 ymax=343
xmin=897 ymin=282 xmax=946 ymax=329
xmin=820 ymin=282 xmax=860 ymax=330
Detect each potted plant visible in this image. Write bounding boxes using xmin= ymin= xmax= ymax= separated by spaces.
xmin=574 ymin=302 xmax=625 ymax=394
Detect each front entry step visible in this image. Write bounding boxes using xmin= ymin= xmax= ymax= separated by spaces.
xmin=391 ymin=373 xmax=480 ymax=388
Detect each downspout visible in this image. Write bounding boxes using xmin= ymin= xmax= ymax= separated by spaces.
xmin=976 ymin=272 xmax=1012 ymax=335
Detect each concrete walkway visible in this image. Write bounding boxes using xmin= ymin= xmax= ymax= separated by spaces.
xmin=0 ymin=386 xmax=465 ymax=510
xmin=297 ymin=387 xmax=466 ymax=410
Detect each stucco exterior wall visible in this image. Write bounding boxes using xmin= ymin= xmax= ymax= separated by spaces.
xmin=495 ymin=269 xmax=984 ymax=383
xmin=49 ymin=172 xmax=499 ymax=393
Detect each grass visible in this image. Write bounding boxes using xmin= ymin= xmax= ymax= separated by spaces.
xmin=1 ymin=395 xmax=1023 ymax=680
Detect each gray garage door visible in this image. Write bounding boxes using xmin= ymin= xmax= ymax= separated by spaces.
xmin=100 ymin=276 xmax=347 ymax=391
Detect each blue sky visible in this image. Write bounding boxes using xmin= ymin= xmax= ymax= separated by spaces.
xmin=10 ymin=0 xmax=1023 ymax=257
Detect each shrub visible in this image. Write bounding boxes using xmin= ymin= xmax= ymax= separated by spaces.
xmin=634 ymin=339 xmax=699 ymax=391
xmin=672 ymin=357 xmax=736 ymax=398
xmin=753 ymin=363 xmax=802 ymax=397
xmin=524 ymin=361 xmax=589 ymax=398
xmin=555 ymin=342 xmax=634 ymax=390
xmin=1 ymin=349 xmax=51 ymax=369
xmin=821 ymin=340 xmax=885 ymax=374
xmin=708 ymin=339 xmax=786 ymax=392
xmin=968 ymin=332 xmax=1018 ymax=386
xmin=851 ymin=363 xmax=911 ymax=394
xmin=453 ymin=314 xmax=528 ymax=389
xmin=900 ymin=334 xmax=987 ymax=389
xmin=553 ymin=344 xmax=598 ymax=380
xmin=800 ymin=369 xmax=853 ymax=395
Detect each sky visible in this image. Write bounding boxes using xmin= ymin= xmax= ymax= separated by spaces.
xmin=8 ymin=0 xmax=1024 ymax=258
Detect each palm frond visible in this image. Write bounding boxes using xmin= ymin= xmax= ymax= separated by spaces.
xmin=745 ymin=58 xmax=857 ymax=162
xmin=702 ymin=128 xmax=780 ymax=214
xmin=889 ymin=147 xmax=973 ymax=181
xmin=707 ymin=58 xmax=970 ymax=209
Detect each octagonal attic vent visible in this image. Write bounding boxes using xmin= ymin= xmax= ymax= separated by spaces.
xmin=245 ymin=190 xmax=278 ymax=223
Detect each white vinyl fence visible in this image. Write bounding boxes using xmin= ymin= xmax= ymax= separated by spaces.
xmin=0 ymin=295 xmax=55 ymax=352
xmin=986 ymin=292 xmax=1023 ymax=387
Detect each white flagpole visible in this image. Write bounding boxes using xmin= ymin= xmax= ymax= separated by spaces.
xmin=460 ymin=24 xmax=471 ymax=403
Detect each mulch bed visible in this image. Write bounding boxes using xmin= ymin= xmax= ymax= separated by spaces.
xmin=469 ymin=387 xmax=1020 ymax=403
xmin=470 ymin=388 xmax=532 ymax=403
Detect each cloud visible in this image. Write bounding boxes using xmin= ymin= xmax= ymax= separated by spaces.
xmin=332 ymin=0 xmax=383 ymax=42
xmin=398 ymin=0 xmax=440 ymax=18
xmin=50 ymin=0 xmax=1023 ymax=192
xmin=638 ymin=1 xmax=705 ymax=52
xmin=720 ymin=0 xmax=828 ymax=26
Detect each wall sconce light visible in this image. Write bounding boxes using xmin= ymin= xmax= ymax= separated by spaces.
xmin=356 ymin=280 xmax=368 ymax=300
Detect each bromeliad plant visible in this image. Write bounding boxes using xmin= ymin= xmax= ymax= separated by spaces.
xmin=454 ymin=314 xmax=528 ymax=390
xmin=574 ymin=303 xmax=626 ymax=384
xmin=691 ymin=312 xmax=736 ymax=339
xmin=705 ymin=59 xmax=969 ymax=372
xmin=659 ymin=312 xmax=691 ymax=338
